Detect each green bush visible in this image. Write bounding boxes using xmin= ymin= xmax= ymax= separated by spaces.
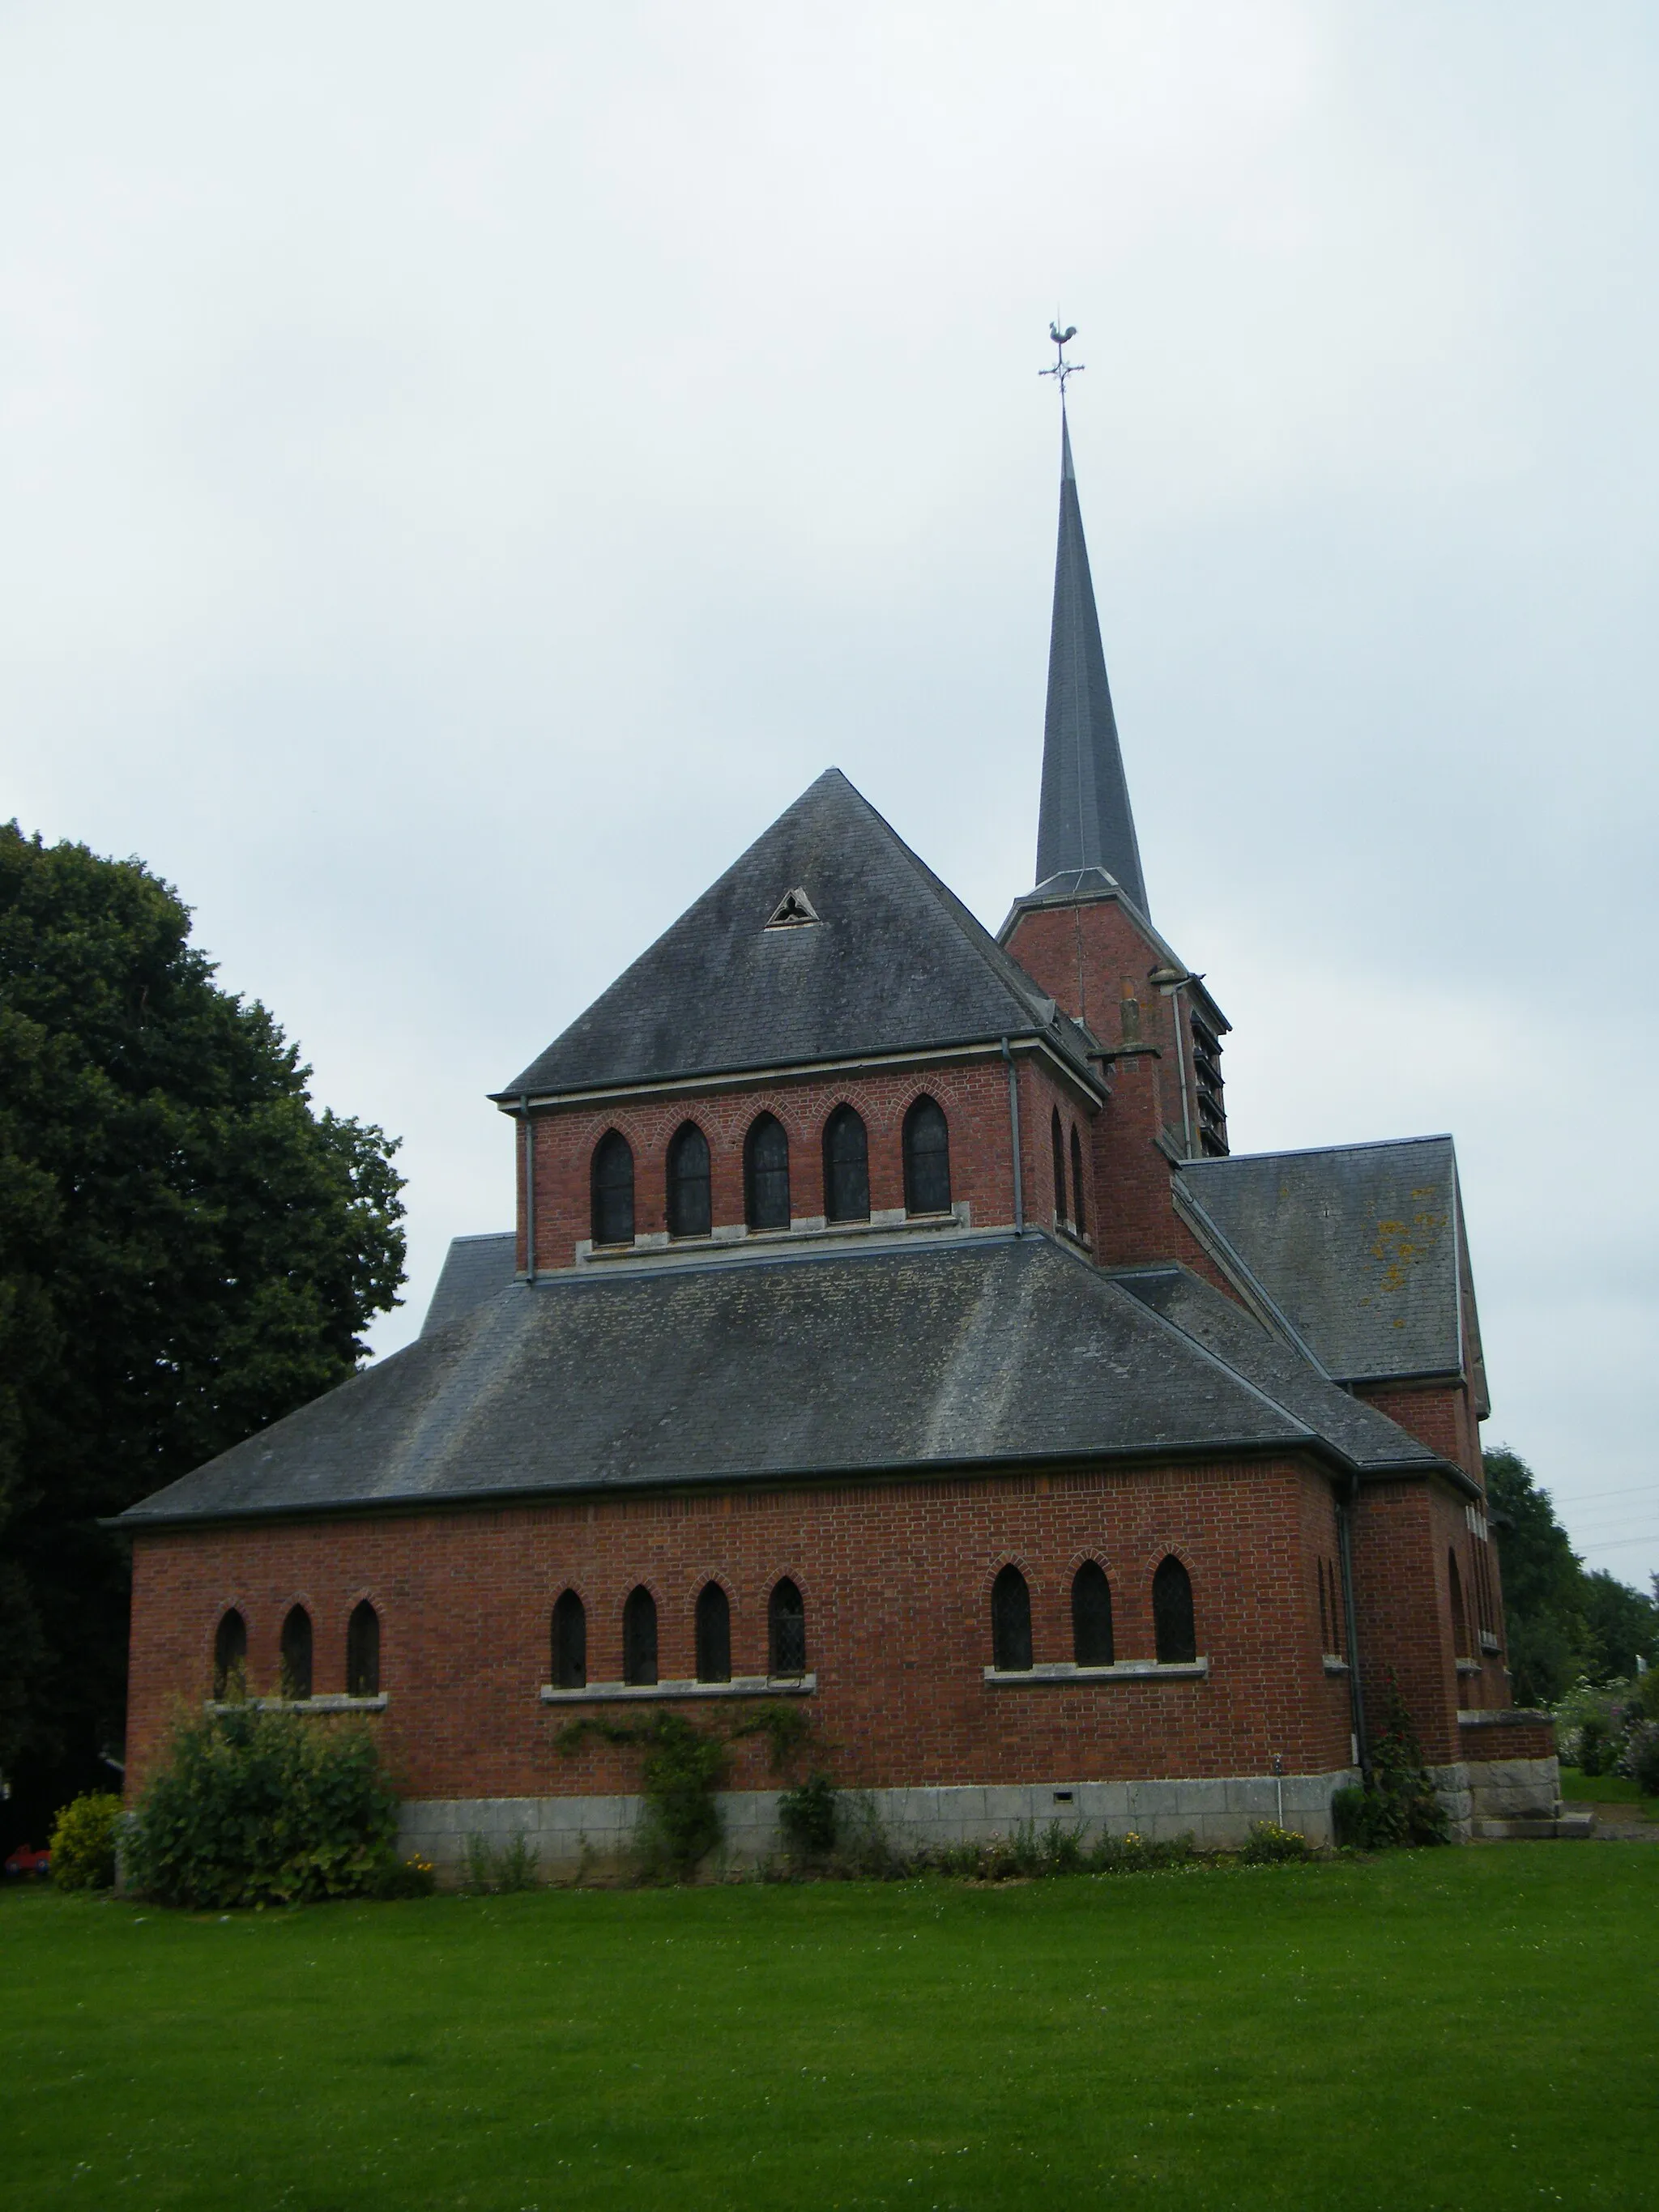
xmin=49 ymin=1792 xmax=124 ymax=1890
xmin=1240 ymin=1820 xmax=1316 ymax=1865
xmin=371 ymin=1854 xmax=437 ymax=1899
xmin=463 ymin=1832 xmax=539 ymax=1894
xmin=126 ymin=1702 xmax=401 ymax=1908
xmin=778 ymin=1771 xmax=838 ymax=1865
xmin=1629 ymin=1726 xmax=1659 ymax=1800
xmin=1334 ymin=1674 xmax=1451 ymax=1849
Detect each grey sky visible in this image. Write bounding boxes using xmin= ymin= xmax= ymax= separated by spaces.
xmin=4 ymin=4 xmax=1655 ymax=1588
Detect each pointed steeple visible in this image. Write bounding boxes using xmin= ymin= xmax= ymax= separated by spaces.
xmin=1034 ymin=411 xmax=1149 ymax=916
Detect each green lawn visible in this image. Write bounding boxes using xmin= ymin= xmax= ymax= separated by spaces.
xmin=1559 ymin=1767 xmax=1658 ymax=1812
xmin=4 ymin=1850 xmax=1655 ymax=2211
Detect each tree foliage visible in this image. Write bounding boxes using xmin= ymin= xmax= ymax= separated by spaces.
xmin=0 ymin=822 xmax=405 ymax=1826
xmin=1484 ymin=1447 xmax=1657 ymax=1706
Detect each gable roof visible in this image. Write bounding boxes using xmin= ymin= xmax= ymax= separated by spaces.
xmin=117 ymin=1234 xmax=1451 ymax=1532
xmin=1178 ymin=1136 xmax=1482 ymax=1393
xmin=497 ymin=770 xmax=1096 ymax=1100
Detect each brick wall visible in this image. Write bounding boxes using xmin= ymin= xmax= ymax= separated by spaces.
xmin=126 ymin=1452 xmax=1358 ymax=1804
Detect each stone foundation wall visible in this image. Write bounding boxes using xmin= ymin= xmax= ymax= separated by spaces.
xmin=400 ymin=1768 xmax=1360 ymax=1879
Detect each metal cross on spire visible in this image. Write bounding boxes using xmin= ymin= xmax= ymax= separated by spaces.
xmin=1039 ymin=319 xmax=1084 ymax=402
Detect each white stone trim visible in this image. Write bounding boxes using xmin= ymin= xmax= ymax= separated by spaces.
xmin=539 ymin=1673 xmax=816 ymax=1705
xmin=1322 ymin=1654 xmax=1350 ymax=1675
xmin=983 ymin=1658 xmax=1209 ymax=1686
xmin=206 ymin=1694 xmax=387 ymax=1714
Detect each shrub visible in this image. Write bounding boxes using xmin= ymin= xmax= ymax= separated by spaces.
xmin=1628 ymin=1725 xmax=1659 ymax=1800
xmin=778 ymin=1771 xmax=838 ymax=1865
xmin=463 ymin=1832 xmax=539 ymax=1894
xmin=373 ymin=1854 xmax=437 ymax=1899
xmin=49 ymin=1792 xmax=124 ymax=1890
xmin=126 ymin=1703 xmax=401 ymax=1908
xmin=1240 ymin=1820 xmax=1315 ymax=1865
xmin=1577 ymin=1715 xmax=1610 ymax=1775
xmin=1336 ymin=1673 xmax=1451 ymax=1848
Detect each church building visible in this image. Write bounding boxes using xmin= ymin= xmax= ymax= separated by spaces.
xmin=119 ymin=406 xmax=1559 ymax=1861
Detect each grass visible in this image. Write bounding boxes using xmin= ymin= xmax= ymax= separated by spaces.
xmin=4 ymin=1848 xmax=1655 ymax=2211
xmin=1559 ymin=1767 xmax=1659 ymax=1813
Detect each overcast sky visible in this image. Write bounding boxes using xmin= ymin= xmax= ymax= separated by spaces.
xmin=4 ymin=3 xmax=1655 ymax=1592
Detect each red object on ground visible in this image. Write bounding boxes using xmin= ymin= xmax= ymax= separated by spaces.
xmin=3 ymin=1843 xmax=50 ymax=1877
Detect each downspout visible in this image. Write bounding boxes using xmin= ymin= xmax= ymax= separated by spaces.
xmin=1001 ymin=1038 xmax=1025 ymax=1235
xmin=522 ymin=1093 xmax=537 ymax=1285
xmin=1337 ymin=1477 xmax=1369 ymax=1780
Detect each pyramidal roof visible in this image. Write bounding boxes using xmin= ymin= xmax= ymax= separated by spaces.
xmin=501 ymin=769 xmax=1094 ymax=1098
xmin=1033 ymin=414 xmax=1149 ymax=915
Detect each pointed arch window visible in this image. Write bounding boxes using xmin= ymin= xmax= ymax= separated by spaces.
xmin=552 ymin=1589 xmax=586 ymax=1690
xmin=1448 ymin=1552 xmax=1470 ymax=1660
xmin=346 ymin=1600 xmax=380 ymax=1698
xmin=1152 ymin=1557 xmax=1196 ymax=1664
xmin=213 ymin=1609 xmax=247 ymax=1700
xmin=1070 ymin=1125 xmax=1086 ymax=1236
xmin=1051 ymin=1108 xmax=1068 ymax=1227
xmin=280 ymin=1605 xmax=313 ymax=1700
xmin=696 ymin=1582 xmax=732 ymax=1683
xmin=769 ymin=1579 xmax=806 ymax=1677
xmin=1071 ymin=1562 xmax=1114 ymax=1667
xmin=623 ymin=1585 xmax=658 ymax=1686
xmin=591 ymin=1130 xmax=635 ymax=1247
xmin=744 ymin=1113 xmax=791 ymax=1230
xmin=992 ymin=1564 xmax=1033 ymax=1672
xmin=823 ymin=1105 xmax=869 ymax=1224
xmin=902 ymin=1095 xmax=952 ymax=1215
xmin=667 ymin=1121 xmax=712 ymax=1238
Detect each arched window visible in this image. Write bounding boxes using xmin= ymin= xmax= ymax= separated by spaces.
xmin=769 ymin=1579 xmax=806 ymax=1676
xmin=591 ymin=1130 xmax=635 ymax=1247
xmin=213 ymin=1609 xmax=246 ymax=1700
xmin=552 ymin=1589 xmax=586 ymax=1689
xmin=1070 ymin=1125 xmax=1086 ymax=1236
xmin=280 ymin=1605 xmax=313 ymax=1700
xmin=696 ymin=1581 xmax=731 ymax=1683
xmin=346 ymin=1600 xmax=380 ymax=1698
xmin=992 ymin=1564 xmax=1033 ymax=1672
xmin=744 ymin=1112 xmax=791 ymax=1231
xmin=1448 ymin=1551 xmax=1469 ymax=1659
xmin=822 ymin=1105 xmax=869 ymax=1223
xmin=1152 ymin=1556 xmax=1196 ymax=1664
xmin=667 ymin=1121 xmax=712 ymax=1238
xmin=1051 ymin=1108 xmax=1068 ymax=1227
xmin=1071 ymin=1562 xmax=1114 ymax=1667
xmin=902 ymin=1094 xmax=952 ymax=1215
xmin=623 ymin=1585 xmax=658 ymax=1686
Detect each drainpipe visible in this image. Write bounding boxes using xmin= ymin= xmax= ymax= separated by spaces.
xmin=1337 ymin=1477 xmax=1370 ymax=1781
xmin=1001 ymin=1038 xmax=1025 ymax=1235
xmin=522 ymin=1093 xmax=537 ymax=1285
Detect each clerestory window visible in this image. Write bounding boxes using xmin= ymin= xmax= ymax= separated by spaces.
xmin=902 ymin=1095 xmax=951 ymax=1215
xmin=822 ymin=1105 xmax=870 ymax=1224
xmin=744 ymin=1113 xmax=791 ymax=1231
xmin=667 ymin=1121 xmax=712 ymax=1238
xmin=591 ymin=1130 xmax=635 ymax=1247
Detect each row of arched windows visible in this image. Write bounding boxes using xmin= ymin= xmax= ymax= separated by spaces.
xmin=550 ymin=1579 xmax=807 ymax=1688
xmin=591 ymin=1097 xmax=952 ymax=1247
xmin=211 ymin=1601 xmax=381 ymax=1701
xmin=990 ymin=1556 xmax=1197 ymax=1671
xmin=1051 ymin=1108 xmax=1087 ymax=1236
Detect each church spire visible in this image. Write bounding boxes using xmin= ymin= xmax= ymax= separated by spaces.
xmin=1033 ymin=395 xmax=1149 ymax=918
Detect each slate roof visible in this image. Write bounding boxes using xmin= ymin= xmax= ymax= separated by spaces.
xmin=118 ymin=1234 xmax=1450 ymax=1530
xmin=421 ymin=1233 xmax=518 ymax=1339
xmin=1178 ymin=1137 xmax=1480 ymax=1391
xmin=499 ymin=770 xmax=1098 ymax=1101
xmin=1033 ymin=416 xmax=1149 ymax=914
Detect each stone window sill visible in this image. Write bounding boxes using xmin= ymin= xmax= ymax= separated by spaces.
xmin=578 ymin=1205 xmax=971 ymax=1267
xmin=983 ymin=1659 xmax=1209 ymax=1686
xmin=1456 ymin=1658 xmax=1483 ymax=1676
xmin=207 ymin=1694 xmax=388 ymax=1714
xmin=1322 ymin=1654 xmax=1350 ymax=1675
xmin=539 ymin=1674 xmax=817 ymax=1705
xmin=1478 ymin=1633 xmax=1502 ymax=1654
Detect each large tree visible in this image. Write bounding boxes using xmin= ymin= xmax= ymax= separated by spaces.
xmin=1484 ymin=1447 xmax=1657 ymax=1705
xmin=0 ymin=824 xmax=404 ymax=1841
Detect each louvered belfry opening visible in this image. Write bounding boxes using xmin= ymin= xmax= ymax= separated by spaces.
xmin=902 ymin=1095 xmax=951 ymax=1215
xmin=1152 ymin=1557 xmax=1196 ymax=1664
xmin=591 ymin=1130 xmax=635 ymax=1247
xmin=696 ymin=1581 xmax=731 ymax=1682
xmin=213 ymin=1609 xmax=246 ymax=1700
xmin=768 ymin=1579 xmax=806 ymax=1676
xmin=552 ymin=1589 xmax=586 ymax=1689
xmin=667 ymin=1121 xmax=712 ymax=1238
xmin=623 ymin=1585 xmax=659 ymax=1686
xmin=1071 ymin=1562 xmax=1114 ymax=1667
xmin=346 ymin=1600 xmax=380 ymax=1698
xmin=822 ymin=1105 xmax=869 ymax=1223
xmin=744 ymin=1112 xmax=791 ymax=1230
xmin=280 ymin=1605 xmax=313 ymax=1700
xmin=992 ymin=1565 xmax=1033 ymax=1672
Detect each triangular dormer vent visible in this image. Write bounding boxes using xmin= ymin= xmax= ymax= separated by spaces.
xmin=765 ymin=887 xmax=821 ymax=929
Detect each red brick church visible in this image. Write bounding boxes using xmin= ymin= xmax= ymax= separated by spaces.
xmin=121 ymin=407 xmax=1557 ymax=1861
